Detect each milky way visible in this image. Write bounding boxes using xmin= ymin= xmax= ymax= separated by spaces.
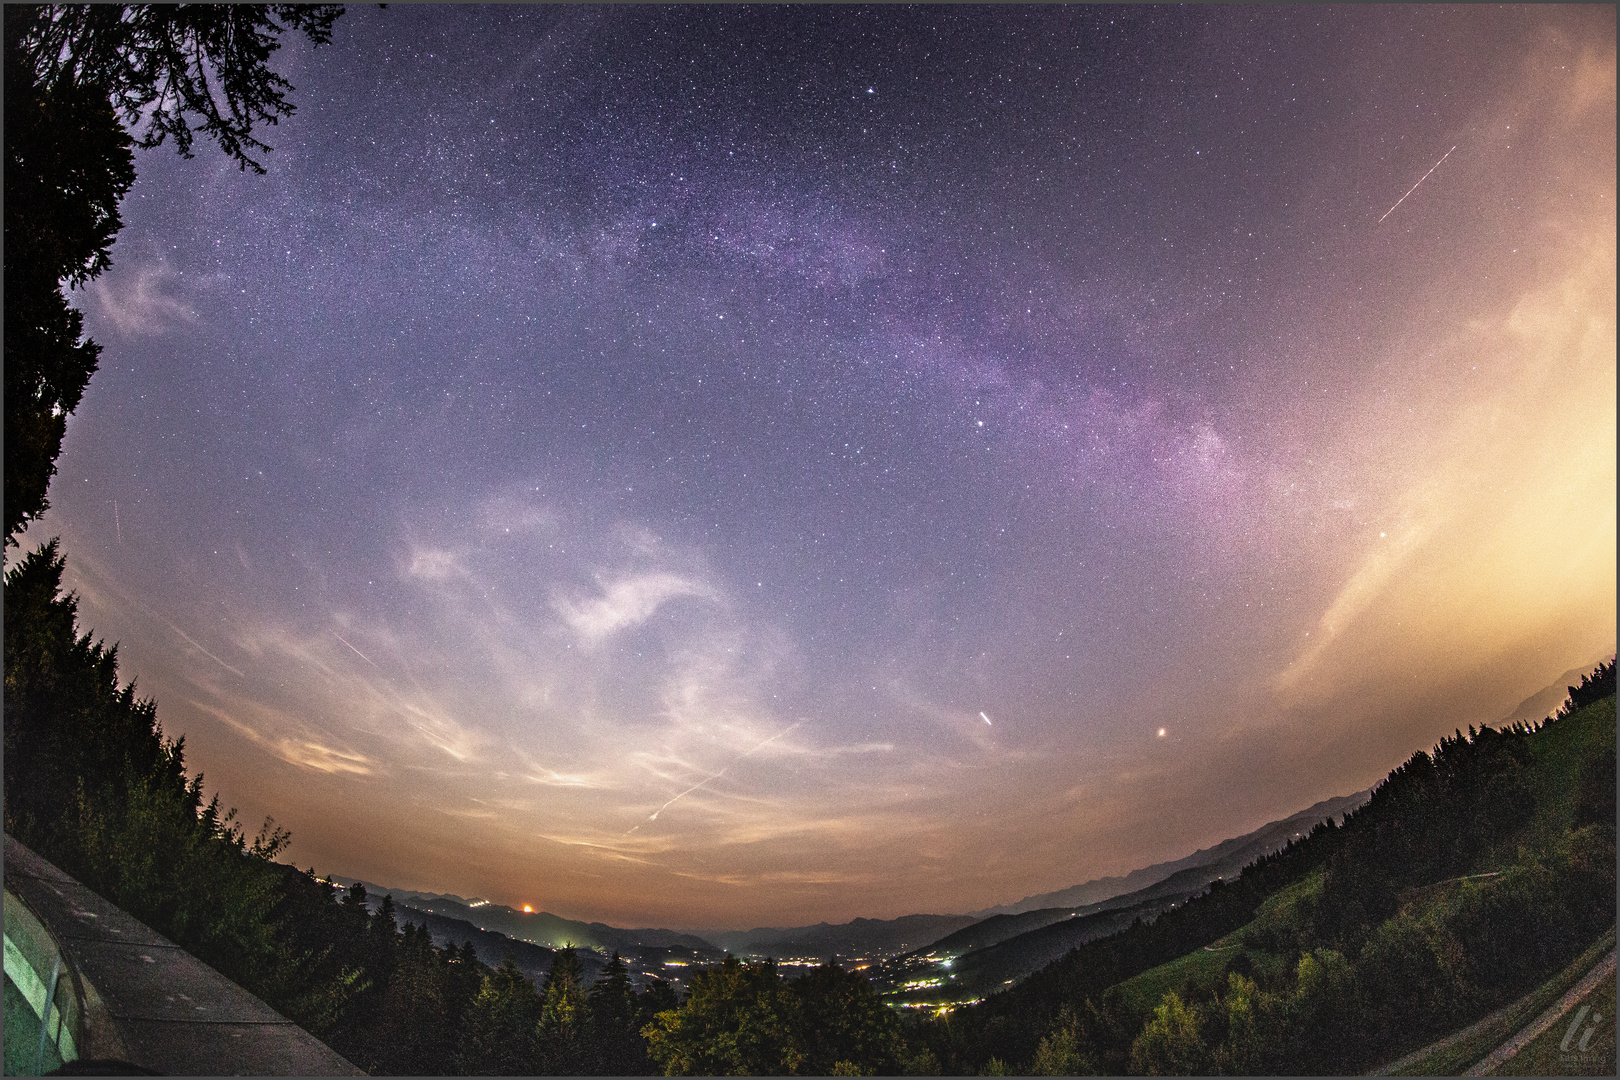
xmin=28 ymin=5 xmax=1616 ymax=928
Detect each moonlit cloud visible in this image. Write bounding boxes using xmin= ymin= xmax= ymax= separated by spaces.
xmin=406 ymin=548 xmax=464 ymax=580
xmin=519 ymin=765 xmax=607 ymax=789
xmin=277 ymin=740 xmax=374 ymax=775
xmin=1276 ymin=192 xmax=1617 ymax=714
xmin=191 ymin=701 xmax=375 ymax=777
xmin=553 ymin=572 xmax=714 ymax=643
xmin=81 ymin=263 xmax=196 ymax=336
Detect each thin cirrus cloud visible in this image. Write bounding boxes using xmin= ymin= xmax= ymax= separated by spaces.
xmin=190 ymin=699 xmax=375 ymax=777
xmin=552 ymin=572 xmax=714 ymax=643
xmin=82 ymin=263 xmax=197 ymax=336
xmin=406 ymin=547 xmax=465 ymax=581
xmin=1272 ymin=217 xmax=1617 ymax=713
xmin=184 ymin=604 xmax=495 ymax=774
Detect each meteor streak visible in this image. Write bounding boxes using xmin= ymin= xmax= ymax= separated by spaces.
xmin=980 ymin=711 xmax=993 ymax=725
xmin=1379 ymin=145 xmax=1456 ymax=224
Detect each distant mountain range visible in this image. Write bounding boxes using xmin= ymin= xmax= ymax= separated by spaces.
xmin=863 ymin=788 xmax=1372 ymax=1003
xmin=967 ymin=788 xmax=1373 ymax=920
xmin=712 ymin=913 xmax=981 ymax=961
xmin=326 ymin=879 xmax=728 ymax=992
xmin=1497 ymin=656 xmax=1616 ymax=725
xmin=333 ymin=787 xmax=1370 ymax=993
xmin=392 ymin=902 xmax=592 ymax=987
xmin=881 ymin=891 xmax=1188 ymax=1004
xmin=327 ymin=876 xmax=721 ymax=956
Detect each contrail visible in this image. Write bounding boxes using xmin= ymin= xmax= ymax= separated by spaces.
xmin=1379 ymin=145 xmax=1456 ymax=224
xmin=626 ymin=721 xmax=803 ymax=833
xmin=333 ymin=631 xmax=378 ymax=667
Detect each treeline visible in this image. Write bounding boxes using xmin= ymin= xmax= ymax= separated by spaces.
xmin=308 ymin=888 xmax=670 ymax=1076
xmin=642 ymin=957 xmax=936 ymax=1075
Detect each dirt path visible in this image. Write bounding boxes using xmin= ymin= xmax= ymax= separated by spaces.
xmin=1370 ymin=996 xmax=1523 ymax=1076
xmin=1464 ymin=948 xmax=1616 ymax=1076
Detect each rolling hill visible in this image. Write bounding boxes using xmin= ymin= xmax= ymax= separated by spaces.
xmin=1497 ymin=656 xmax=1617 ymax=725
xmin=874 ymin=789 xmax=1372 ymax=1004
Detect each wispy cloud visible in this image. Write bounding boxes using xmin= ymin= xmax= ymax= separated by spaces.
xmin=276 ymin=739 xmax=374 ymax=775
xmin=509 ymin=750 xmax=610 ymax=788
xmin=406 ymin=547 xmax=465 ymax=580
xmin=192 ymin=700 xmax=376 ymax=776
xmin=1272 ymin=514 xmax=1435 ymax=693
xmin=1272 ymin=232 xmax=1617 ymax=708
xmin=82 ymin=264 xmax=196 ymax=336
xmin=553 ymin=572 xmax=713 ymax=642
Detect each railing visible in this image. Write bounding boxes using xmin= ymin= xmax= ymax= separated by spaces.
xmin=4 ymin=885 xmax=87 ymax=1074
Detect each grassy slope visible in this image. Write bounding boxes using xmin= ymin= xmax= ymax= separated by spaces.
xmin=1098 ymin=874 xmax=1321 ymax=1016
xmin=1523 ymin=696 xmax=1614 ymax=843
xmin=937 ymin=895 xmax=1182 ymax=998
xmin=1107 ymin=943 xmax=1236 ymax=1015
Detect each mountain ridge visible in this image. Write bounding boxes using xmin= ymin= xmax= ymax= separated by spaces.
xmin=1497 ymin=655 xmax=1616 ymax=725
xmin=966 ymin=788 xmax=1372 ymax=919
xmin=327 ymin=876 xmax=723 ymax=956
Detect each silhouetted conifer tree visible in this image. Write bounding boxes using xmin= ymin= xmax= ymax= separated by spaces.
xmin=458 ymin=953 xmax=542 ymax=1075
xmin=588 ymin=953 xmax=656 ymax=1074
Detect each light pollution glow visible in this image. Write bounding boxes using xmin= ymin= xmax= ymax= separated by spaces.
xmin=18 ymin=6 xmax=1616 ymax=929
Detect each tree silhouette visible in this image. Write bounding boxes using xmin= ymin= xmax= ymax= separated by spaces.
xmin=538 ymin=946 xmax=590 ymax=1072
xmin=3 ymin=3 xmax=346 ymax=545
xmin=4 ymin=12 xmax=134 ymax=542
xmin=458 ymin=953 xmax=542 ymax=1075
xmin=790 ymin=963 xmax=902 ymax=1076
xmin=3 ymin=541 xmax=178 ymax=842
xmin=587 ymin=952 xmax=655 ymax=1074
xmin=10 ymin=4 xmax=344 ymax=173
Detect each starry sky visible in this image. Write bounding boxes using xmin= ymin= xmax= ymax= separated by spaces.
xmin=24 ymin=5 xmax=1616 ymax=930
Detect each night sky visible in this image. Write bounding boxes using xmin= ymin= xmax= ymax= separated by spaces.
xmin=23 ymin=5 xmax=1615 ymax=930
